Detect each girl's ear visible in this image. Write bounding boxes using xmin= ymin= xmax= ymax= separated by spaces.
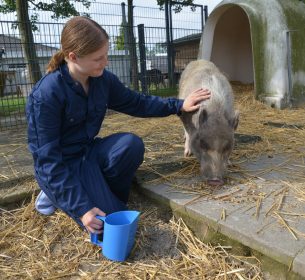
xmin=67 ymin=52 xmax=77 ymax=62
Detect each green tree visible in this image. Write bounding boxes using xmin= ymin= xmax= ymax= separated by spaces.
xmin=0 ymin=0 xmax=92 ymax=84
xmin=157 ymin=0 xmax=196 ymax=12
xmin=114 ymin=23 xmax=125 ymax=51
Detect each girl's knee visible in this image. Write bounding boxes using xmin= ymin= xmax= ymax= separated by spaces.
xmin=127 ymin=133 xmax=145 ymax=156
xmin=95 ymin=132 xmax=145 ymax=177
xmin=135 ymin=134 xmax=145 ymax=152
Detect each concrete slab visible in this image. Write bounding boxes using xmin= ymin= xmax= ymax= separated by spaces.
xmin=294 ymin=249 xmax=305 ymax=277
xmin=141 ymin=182 xmax=201 ymax=207
xmin=0 ymin=178 xmax=37 ymax=205
xmin=239 ymin=153 xmax=305 ymax=181
xmin=138 ymin=178 xmax=305 ymax=278
xmin=218 ymin=204 xmax=305 ymax=266
xmin=0 ymin=129 xmax=33 ymax=186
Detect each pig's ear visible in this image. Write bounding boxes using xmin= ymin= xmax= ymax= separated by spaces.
xmin=230 ymin=110 xmax=239 ymax=130
xmin=181 ymin=111 xmax=197 ymax=131
xmin=199 ymin=109 xmax=208 ymax=123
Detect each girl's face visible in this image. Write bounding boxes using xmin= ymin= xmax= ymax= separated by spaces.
xmin=70 ymin=41 xmax=109 ymax=78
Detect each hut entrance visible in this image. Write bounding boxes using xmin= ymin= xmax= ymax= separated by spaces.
xmin=210 ymin=6 xmax=253 ymax=84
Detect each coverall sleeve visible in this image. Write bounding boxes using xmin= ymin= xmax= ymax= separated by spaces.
xmin=27 ymin=90 xmax=94 ymax=218
xmin=107 ymin=72 xmax=184 ymax=117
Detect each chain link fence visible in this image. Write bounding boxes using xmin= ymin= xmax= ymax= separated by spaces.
xmin=0 ymin=1 xmax=204 ymax=130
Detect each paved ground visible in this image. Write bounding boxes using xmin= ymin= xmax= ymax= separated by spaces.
xmin=1 ymin=125 xmax=305 ymax=279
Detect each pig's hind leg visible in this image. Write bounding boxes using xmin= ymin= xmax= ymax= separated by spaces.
xmin=184 ymin=129 xmax=192 ymax=157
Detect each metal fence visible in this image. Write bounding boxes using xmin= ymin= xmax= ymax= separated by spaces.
xmin=0 ymin=1 xmax=205 ymax=130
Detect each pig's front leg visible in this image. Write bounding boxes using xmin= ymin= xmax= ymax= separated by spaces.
xmin=184 ymin=129 xmax=192 ymax=157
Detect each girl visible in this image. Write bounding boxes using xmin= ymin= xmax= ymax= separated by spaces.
xmin=26 ymin=16 xmax=211 ymax=235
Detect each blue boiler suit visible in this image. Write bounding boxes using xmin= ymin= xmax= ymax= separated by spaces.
xmin=26 ymin=63 xmax=183 ymax=227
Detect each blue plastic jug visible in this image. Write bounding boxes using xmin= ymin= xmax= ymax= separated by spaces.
xmin=90 ymin=210 xmax=140 ymax=262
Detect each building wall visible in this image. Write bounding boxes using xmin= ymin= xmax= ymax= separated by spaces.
xmin=174 ymin=41 xmax=200 ymax=73
xmin=1 ymin=55 xmax=131 ymax=95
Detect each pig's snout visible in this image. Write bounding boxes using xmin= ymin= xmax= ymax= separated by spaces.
xmin=200 ymin=155 xmax=226 ymax=186
xmin=207 ymin=178 xmax=224 ymax=186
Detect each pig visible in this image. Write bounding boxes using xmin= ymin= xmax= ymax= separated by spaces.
xmin=178 ymin=59 xmax=239 ymax=186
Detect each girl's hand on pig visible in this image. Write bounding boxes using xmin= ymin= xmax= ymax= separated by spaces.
xmin=181 ymin=88 xmax=211 ymax=112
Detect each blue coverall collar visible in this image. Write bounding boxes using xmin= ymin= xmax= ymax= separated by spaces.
xmin=59 ymin=63 xmax=94 ymax=97
xmin=59 ymin=63 xmax=75 ymax=85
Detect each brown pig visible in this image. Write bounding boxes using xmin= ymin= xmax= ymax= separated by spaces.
xmin=179 ymin=60 xmax=239 ymax=186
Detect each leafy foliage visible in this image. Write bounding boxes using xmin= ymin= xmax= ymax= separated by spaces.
xmin=0 ymin=0 xmax=15 ymax=13
xmin=114 ymin=0 xmax=195 ymax=51
xmin=0 ymin=0 xmax=92 ymax=31
xmin=0 ymin=0 xmax=93 ymax=84
xmin=157 ymin=0 xmax=196 ymax=13
xmin=114 ymin=23 xmax=125 ymax=51
xmin=31 ymin=0 xmax=91 ymax=19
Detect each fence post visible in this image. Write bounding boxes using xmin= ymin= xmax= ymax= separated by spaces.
xmin=121 ymin=2 xmax=129 ymax=57
xmin=138 ymin=24 xmax=148 ymax=94
xmin=204 ymin=5 xmax=208 ymax=25
xmin=165 ymin=0 xmax=174 ymax=87
xmin=121 ymin=2 xmax=131 ymax=87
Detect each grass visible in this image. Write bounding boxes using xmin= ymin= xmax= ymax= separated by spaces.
xmin=149 ymin=86 xmax=178 ymax=97
xmin=0 ymin=95 xmax=26 ymax=116
xmin=0 ymin=86 xmax=178 ymax=119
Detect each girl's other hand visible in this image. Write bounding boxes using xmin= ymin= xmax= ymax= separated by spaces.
xmin=80 ymin=207 xmax=106 ymax=234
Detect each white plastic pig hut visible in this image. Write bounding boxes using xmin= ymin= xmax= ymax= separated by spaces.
xmin=198 ymin=0 xmax=305 ymax=109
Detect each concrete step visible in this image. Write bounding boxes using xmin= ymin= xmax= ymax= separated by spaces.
xmin=135 ymin=166 xmax=305 ymax=280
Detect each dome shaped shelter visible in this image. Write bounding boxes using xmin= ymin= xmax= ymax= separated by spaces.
xmin=198 ymin=0 xmax=305 ymax=108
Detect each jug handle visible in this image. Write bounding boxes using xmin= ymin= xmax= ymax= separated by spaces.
xmin=90 ymin=215 xmax=106 ymax=247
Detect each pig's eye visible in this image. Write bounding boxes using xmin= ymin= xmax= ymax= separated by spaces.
xmin=200 ymin=140 xmax=210 ymax=150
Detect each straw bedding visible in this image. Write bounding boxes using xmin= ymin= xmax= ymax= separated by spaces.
xmin=1 ymin=83 xmax=305 ymax=279
xmin=102 ymin=83 xmax=305 ymax=178
xmin=0 ymin=186 xmax=262 ymax=279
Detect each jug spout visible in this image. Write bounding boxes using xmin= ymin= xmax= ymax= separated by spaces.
xmin=129 ymin=211 xmax=140 ymax=222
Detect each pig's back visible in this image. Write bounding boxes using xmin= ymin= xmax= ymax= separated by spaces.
xmin=179 ymin=60 xmax=234 ymax=114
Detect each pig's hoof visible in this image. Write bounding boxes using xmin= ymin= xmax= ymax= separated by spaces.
xmin=184 ymin=150 xmax=192 ymax=157
xmin=207 ymin=179 xmax=224 ymax=186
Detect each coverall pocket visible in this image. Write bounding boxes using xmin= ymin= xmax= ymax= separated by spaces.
xmin=65 ymin=110 xmax=87 ymax=126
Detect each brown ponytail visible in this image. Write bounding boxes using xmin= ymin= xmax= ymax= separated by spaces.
xmin=46 ymin=50 xmax=65 ymax=73
xmin=46 ymin=16 xmax=109 ymax=74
